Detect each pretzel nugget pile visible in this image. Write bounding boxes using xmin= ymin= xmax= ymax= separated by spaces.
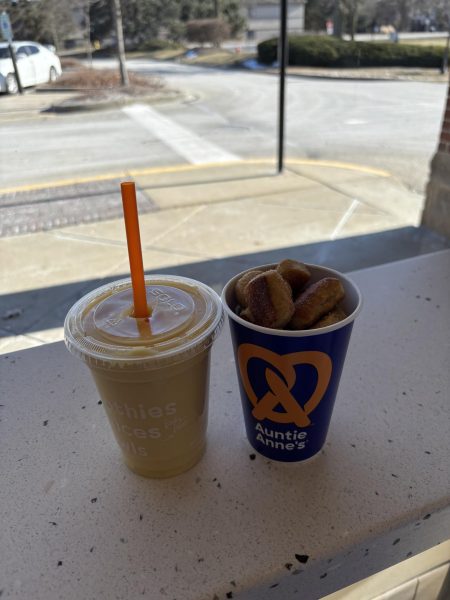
xmin=234 ymin=259 xmax=347 ymax=330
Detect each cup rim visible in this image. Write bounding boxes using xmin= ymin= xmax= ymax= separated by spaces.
xmin=65 ymin=275 xmax=224 ymax=369
xmin=221 ymin=262 xmax=362 ymax=337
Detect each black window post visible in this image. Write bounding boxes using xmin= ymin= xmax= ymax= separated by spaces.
xmin=8 ymin=43 xmax=23 ymax=94
xmin=278 ymin=0 xmax=288 ymax=173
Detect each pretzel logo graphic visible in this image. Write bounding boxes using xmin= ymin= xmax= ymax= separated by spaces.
xmin=238 ymin=344 xmax=332 ymax=427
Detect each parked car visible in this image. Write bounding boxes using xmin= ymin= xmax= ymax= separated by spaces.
xmin=0 ymin=41 xmax=62 ymax=94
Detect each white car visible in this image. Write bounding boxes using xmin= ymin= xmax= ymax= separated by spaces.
xmin=0 ymin=41 xmax=62 ymax=94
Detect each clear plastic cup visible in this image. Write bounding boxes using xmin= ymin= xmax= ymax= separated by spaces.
xmin=64 ymin=275 xmax=224 ymax=478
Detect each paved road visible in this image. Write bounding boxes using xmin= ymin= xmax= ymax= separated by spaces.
xmin=0 ymin=59 xmax=447 ymax=233
xmin=87 ymin=58 xmax=447 ymax=194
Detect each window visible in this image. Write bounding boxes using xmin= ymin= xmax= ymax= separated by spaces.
xmin=15 ymin=46 xmax=29 ymax=57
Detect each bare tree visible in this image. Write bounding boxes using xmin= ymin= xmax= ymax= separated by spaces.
xmin=341 ymin=0 xmax=362 ymax=39
xmin=186 ymin=18 xmax=230 ymax=47
xmin=0 ymin=0 xmax=76 ymax=49
xmin=71 ymin=0 xmax=94 ymax=62
xmin=435 ymin=0 xmax=450 ymax=73
xmin=112 ymin=0 xmax=129 ymax=86
xmin=83 ymin=0 xmax=93 ymax=64
xmin=331 ymin=0 xmax=367 ymax=39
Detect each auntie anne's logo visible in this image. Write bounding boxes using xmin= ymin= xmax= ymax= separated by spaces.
xmin=238 ymin=344 xmax=332 ymax=427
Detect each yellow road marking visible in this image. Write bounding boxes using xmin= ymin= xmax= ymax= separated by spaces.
xmin=288 ymin=158 xmax=391 ymax=177
xmin=0 ymin=158 xmax=391 ymax=195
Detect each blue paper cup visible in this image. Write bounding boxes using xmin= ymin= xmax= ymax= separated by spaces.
xmin=222 ymin=263 xmax=362 ymax=462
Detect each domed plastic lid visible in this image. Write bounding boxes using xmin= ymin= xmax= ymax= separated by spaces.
xmin=64 ymin=276 xmax=224 ymax=370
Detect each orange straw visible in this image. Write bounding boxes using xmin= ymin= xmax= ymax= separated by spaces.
xmin=120 ymin=181 xmax=150 ymax=318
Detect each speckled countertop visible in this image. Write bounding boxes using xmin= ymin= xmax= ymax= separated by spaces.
xmin=1 ymin=250 xmax=450 ymax=600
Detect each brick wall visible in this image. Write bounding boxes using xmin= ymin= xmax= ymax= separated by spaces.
xmin=437 ymin=91 xmax=450 ymax=152
xmin=422 ymin=79 xmax=450 ymax=238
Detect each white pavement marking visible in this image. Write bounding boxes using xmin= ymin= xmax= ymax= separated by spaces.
xmin=122 ymin=103 xmax=239 ymax=165
xmin=330 ymin=198 xmax=361 ymax=240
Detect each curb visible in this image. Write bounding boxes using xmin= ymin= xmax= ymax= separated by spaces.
xmin=42 ymin=89 xmax=187 ymax=113
xmin=259 ymin=66 xmax=447 ymax=83
xmin=165 ymin=60 xmax=448 ymax=84
xmin=0 ymin=158 xmax=393 ymax=196
xmin=35 ymin=87 xmax=80 ymax=94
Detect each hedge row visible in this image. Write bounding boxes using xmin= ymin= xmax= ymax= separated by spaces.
xmin=257 ymin=35 xmax=443 ymax=68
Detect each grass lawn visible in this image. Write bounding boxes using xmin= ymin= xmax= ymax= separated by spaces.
xmin=399 ymin=37 xmax=448 ymax=46
xmin=180 ymin=48 xmax=254 ymax=66
xmin=92 ymin=47 xmax=252 ymax=66
xmin=125 ymin=48 xmax=185 ymax=60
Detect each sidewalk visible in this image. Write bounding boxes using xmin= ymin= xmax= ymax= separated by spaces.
xmin=0 ymin=90 xmax=77 ymax=121
xmin=2 ymin=157 xmax=449 ymax=357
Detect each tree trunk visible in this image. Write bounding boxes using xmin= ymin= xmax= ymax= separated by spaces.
xmin=85 ymin=1 xmax=92 ymax=65
xmin=49 ymin=15 xmax=60 ymax=52
xmin=442 ymin=30 xmax=450 ymax=74
xmin=333 ymin=0 xmax=343 ymax=39
xmin=398 ymin=0 xmax=409 ymax=32
xmin=112 ymin=0 xmax=129 ymax=87
xmin=350 ymin=3 xmax=358 ymax=41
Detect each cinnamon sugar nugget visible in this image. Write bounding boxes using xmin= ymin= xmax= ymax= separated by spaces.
xmin=245 ymin=270 xmax=294 ymax=329
xmin=310 ymin=307 xmax=347 ymax=329
xmin=276 ymin=259 xmax=311 ymax=293
xmin=235 ymin=269 xmax=262 ymax=308
xmin=239 ymin=308 xmax=255 ymax=323
xmin=289 ymin=277 xmax=345 ymax=329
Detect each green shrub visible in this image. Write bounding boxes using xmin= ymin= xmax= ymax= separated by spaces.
xmin=257 ymin=35 xmax=443 ymax=68
xmin=257 ymin=37 xmax=278 ymax=65
xmin=289 ymin=36 xmax=341 ymax=66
